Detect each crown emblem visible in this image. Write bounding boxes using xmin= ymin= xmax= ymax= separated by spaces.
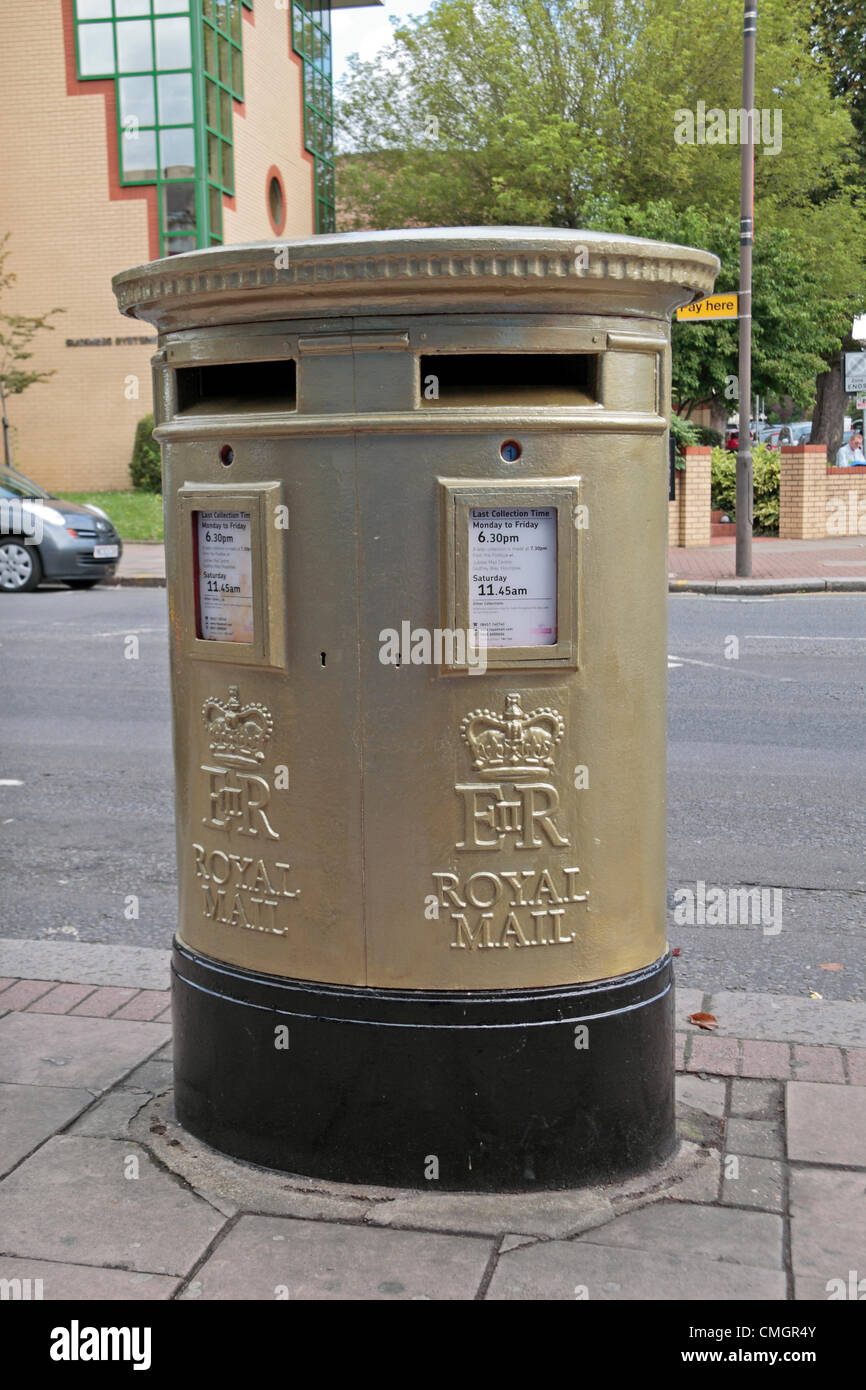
xmin=202 ymin=685 xmax=273 ymax=768
xmin=460 ymin=693 xmax=565 ymax=780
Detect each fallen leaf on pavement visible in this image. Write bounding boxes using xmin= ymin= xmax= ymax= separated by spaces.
xmin=808 ymin=990 xmax=823 ymax=1000
xmin=819 ymin=963 xmax=843 ymax=972
xmin=688 ymin=1011 xmax=718 ymax=1030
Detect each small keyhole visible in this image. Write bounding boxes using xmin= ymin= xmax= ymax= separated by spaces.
xmin=320 ymin=652 xmax=327 ymax=666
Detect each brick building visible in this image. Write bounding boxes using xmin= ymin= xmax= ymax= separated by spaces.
xmin=0 ymin=0 xmax=374 ymax=492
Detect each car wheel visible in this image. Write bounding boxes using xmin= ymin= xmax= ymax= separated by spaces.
xmin=66 ymin=579 xmax=101 ymax=590
xmin=0 ymin=540 xmax=43 ymax=593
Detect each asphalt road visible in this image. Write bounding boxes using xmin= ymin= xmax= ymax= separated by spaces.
xmin=0 ymin=587 xmax=863 ymax=999
xmin=667 ymin=593 xmax=865 ymax=1000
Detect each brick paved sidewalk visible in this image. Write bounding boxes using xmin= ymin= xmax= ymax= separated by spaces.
xmin=670 ymin=535 xmax=866 ymax=583
xmin=108 ymin=540 xmax=866 ymax=592
xmin=1 ymin=971 xmax=864 ymax=1301
xmin=110 ymin=541 xmax=166 ymax=586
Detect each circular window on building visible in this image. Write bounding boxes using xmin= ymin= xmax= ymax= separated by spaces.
xmin=266 ymin=167 xmax=286 ymax=236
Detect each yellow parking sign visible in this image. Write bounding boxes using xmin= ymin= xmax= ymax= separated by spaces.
xmin=676 ymin=294 xmax=739 ymax=321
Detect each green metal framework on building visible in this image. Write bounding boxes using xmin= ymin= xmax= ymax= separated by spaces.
xmin=72 ymin=0 xmax=334 ymax=252
xmin=199 ymin=0 xmax=248 ymax=245
xmin=291 ymin=1 xmax=335 ymax=235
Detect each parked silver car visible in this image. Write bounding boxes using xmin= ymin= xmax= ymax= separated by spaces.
xmin=0 ymin=467 xmax=123 ymax=593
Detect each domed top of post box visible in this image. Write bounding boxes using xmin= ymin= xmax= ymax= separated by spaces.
xmin=113 ymin=226 xmax=719 ymax=334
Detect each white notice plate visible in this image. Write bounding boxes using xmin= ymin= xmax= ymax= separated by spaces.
xmin=92 ymin=545 xmax=119 ymax=559
xmin=468 ymin=507 xmax=557 ymax=646
xmin=195 ymin=510 xmax=254 ymax=643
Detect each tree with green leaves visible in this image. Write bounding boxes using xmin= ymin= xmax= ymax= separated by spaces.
xmin=337 ymin=0 xmax=860 ymax=229
xmin=811 ymin=1 xmax=866 ymax=179
xmin=0 ymin=235 xmax=64 ymax=468
xmin=336 ymin=0 xmax=866 ymax=444
xmin=808 ymin=2 xmax=866 ymax=457
xmin=583 ymin=199 xmax=860 ymax=431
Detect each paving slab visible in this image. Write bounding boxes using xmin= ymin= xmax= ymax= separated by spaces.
xmin=794 ymin=1272 xmax=865 ymax=1302
xmin=0 ymin=981 xmax=55 ymax=1010
xmin=120 ymin=1059 xmax=174 ymax=1093
xmin=846 ymin=1050 xmax=866 ymax=1086
xmin=576 ymin=1200 xmax=784 ymax=1269
xmin=676 ymin=987 xmax=707 ymax=1023
xmin=707 ymin=992 xmax=866 ymax=1048
xmin=675 ymin=1075 xmax=727 ymax=1118
xmin=664 ymin=1148 xmax=722 ymax=1204
xmin=676 ymin=1086 xmax=726 ymax=1149
xmin=0 ymin=1084 xmax=94 ymax=1176
xmin=68 ymin=1089 xmax=155 ymax=1139
xmin=791 ymin=1045 xmax=846 ymax=1084
xmin=487 ymin=1241 xmax=786 ymax=1301
xmin=678 ymin=1112 xmax=723 ymax=1161
xmin=0 ymin=940 xmax=170 ymax=991
xmin=364 ymin=1188 xmax=614 ymax=1239
xmin=115 ymin=542 xmax=166 ymax=583
xmin=500 ymin=1234 xmax=537 ymax=1253
xmin=113 ymin=991 xmax=170 ymax=1022
xmin=729 ymin=1079 xmax=784 ymax=1119
xmin=721 ymin=1155 xmax=784 ymax=1212
xmin=0 ymin=1013 xmax=169 ymax=1090
xmin=0 ymin=1136 xmax=226 ymax=1275
xmin=71 ymin=987 xmax=138 ymax=1018
xmin=180 ymin=1215 xmax=493 ymax=1300
xmin=787 ymin=1082 xmax=866 ymax=1166
xmin=725 ymin=1118 xmax=784 ymax=1159
xmin=741 ymin=1040 xmax=791 ymax=1079
xmin=789 ymin=1169 xmax=866 ymax=1279
xmin=0 ymin=1257 xmax=178 ymax=1300
xmin=688 ymin=1034 xmax=740 ymax=1075
xmin=25 ymin=983 xmax=96 ymax=1014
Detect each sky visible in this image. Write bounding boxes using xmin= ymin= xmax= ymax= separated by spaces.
xmin=330 ymin=0 xmax=432 ymax=86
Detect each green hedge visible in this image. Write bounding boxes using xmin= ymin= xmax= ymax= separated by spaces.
xmin=711 ymin=442 xmax=780 ymax=534
xmin=130 ymin=414 xmax=161 ymax=492
xmin=670 ymin=413 xmax=700 ymax=456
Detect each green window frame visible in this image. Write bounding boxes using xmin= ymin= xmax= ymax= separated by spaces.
xmin=199 ymin=0 xmax=247 ymax=244
xmin=292 ymin=1 xmax=334 ymax=235
xmin=74 ymin=0 xmax=202 ymax=258
xmin=74 ymin=1 xmax=335 ymax=249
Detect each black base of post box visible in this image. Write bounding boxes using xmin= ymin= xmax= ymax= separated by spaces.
xmin=171 ymin=941 xmax=675 ymax=1190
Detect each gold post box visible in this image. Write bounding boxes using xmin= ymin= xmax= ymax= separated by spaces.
xmin=114 ymin=228 xmax=718 ymax=1189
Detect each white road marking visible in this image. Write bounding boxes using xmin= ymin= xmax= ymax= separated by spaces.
xmin=667 ymin=654 xmax=794 ymax=683
xmin=669 ymin=655 xmax=721 ymax=670
xmin=0 ymin=779 xmax=23 ymax=787
xmin=4 ymin=627 xmax=166 ymax=642
xmin=744 ymin=635 xmax=866 ymax=641
xmin=92 ymin=628 xmax=165 ymax=638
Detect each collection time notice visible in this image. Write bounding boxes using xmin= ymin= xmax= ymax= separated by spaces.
xmin=468 ymin=507 xmax=558 ymax=647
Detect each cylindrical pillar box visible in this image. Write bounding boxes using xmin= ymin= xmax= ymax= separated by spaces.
xmin=114 ymin=228 xmax=718 ymax=1189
